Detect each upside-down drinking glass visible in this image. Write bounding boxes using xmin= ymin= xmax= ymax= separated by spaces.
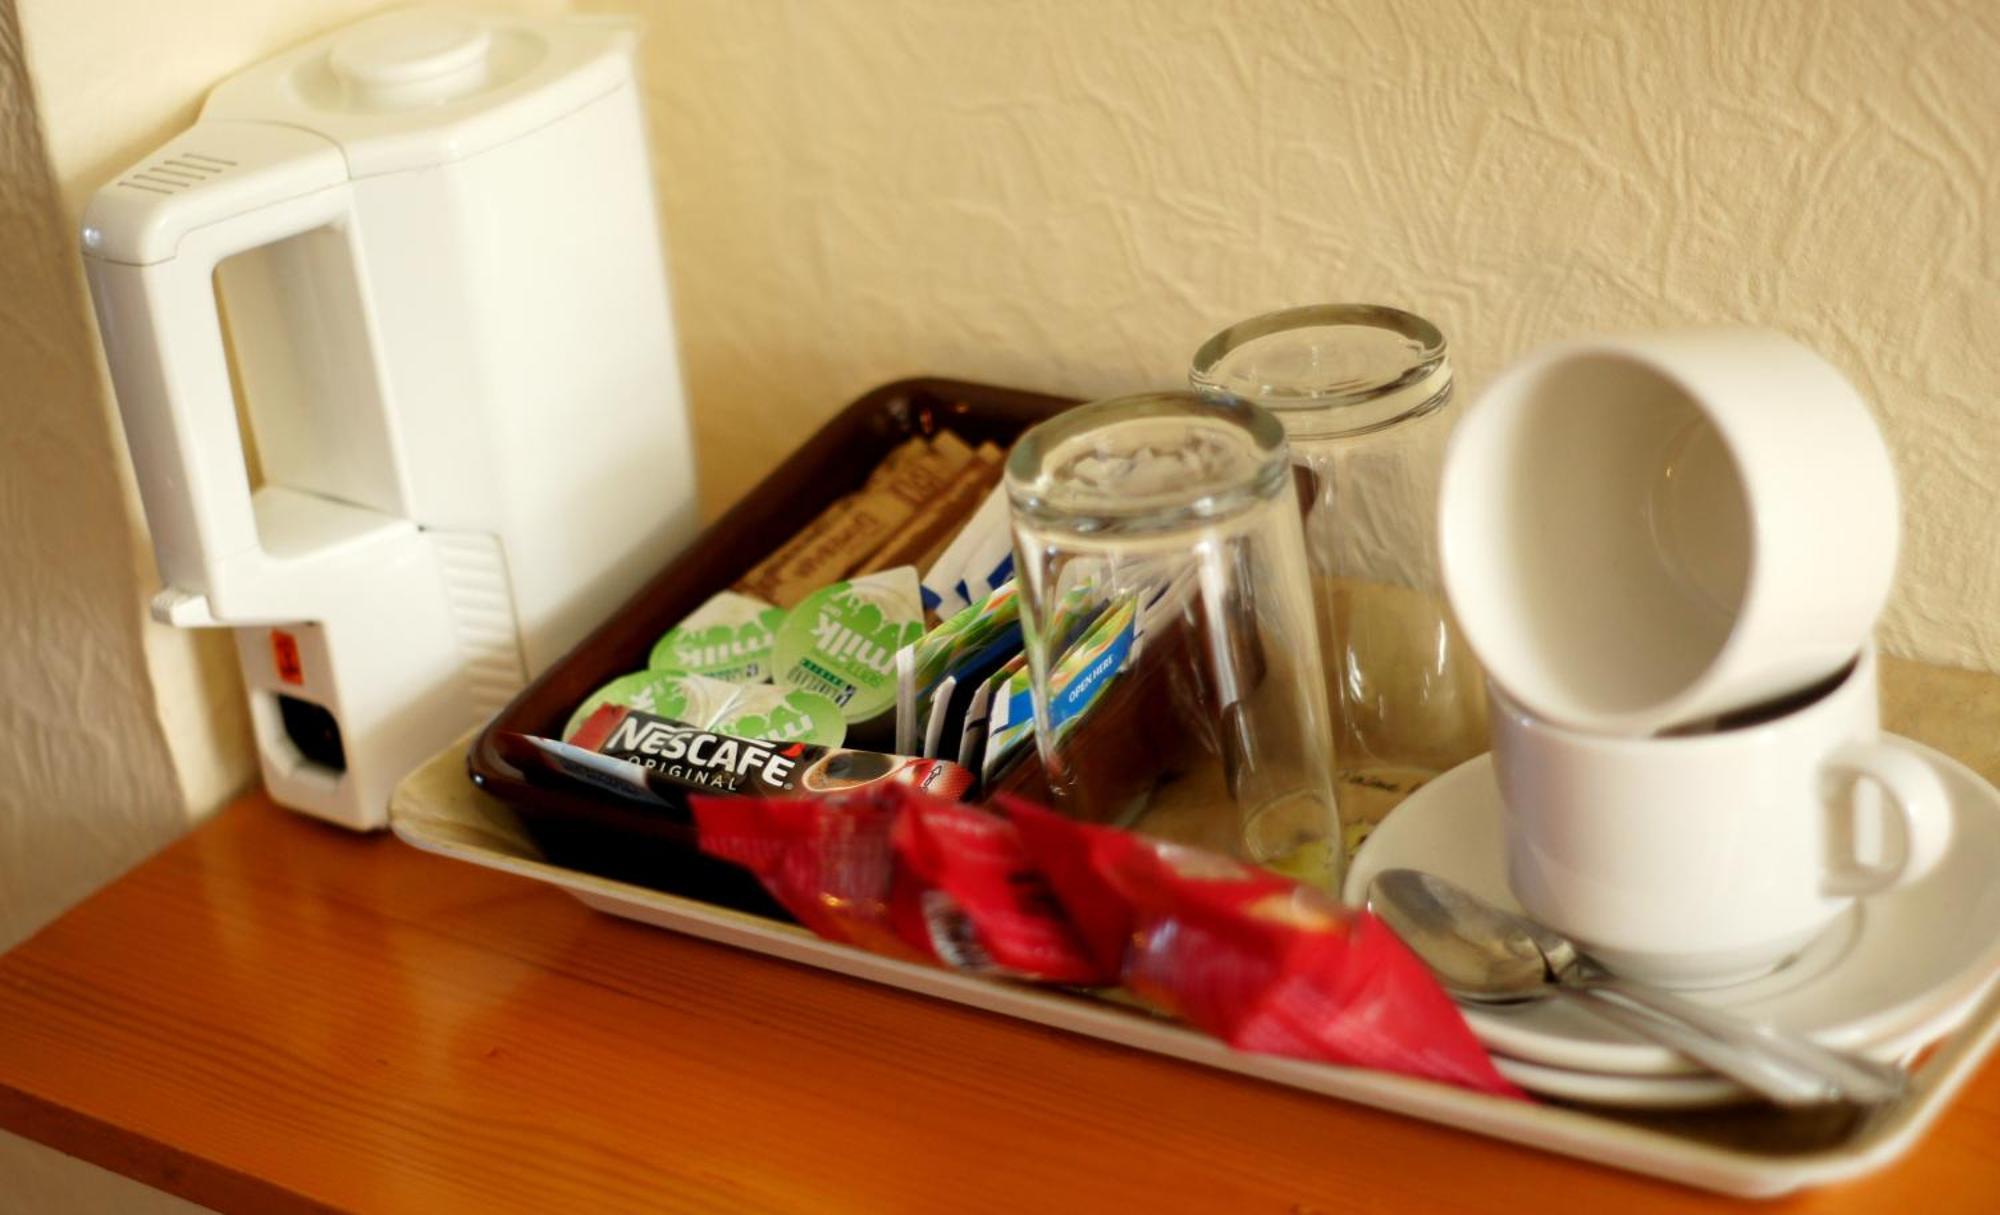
xmin=1192 ymin=305 xmax=1488 ymax=854
xmin=1006 ymin=391 xmax=1345 ymax=890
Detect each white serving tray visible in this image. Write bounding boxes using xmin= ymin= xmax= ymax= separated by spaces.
xmin=389 ymin=737 xmax=2000 ymax=1198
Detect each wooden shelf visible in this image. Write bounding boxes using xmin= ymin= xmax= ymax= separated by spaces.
xmin=1 ymin=656 xmax=1996 ymax=1211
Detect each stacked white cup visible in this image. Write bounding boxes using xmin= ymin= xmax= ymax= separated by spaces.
xmin=1438 ymin=330 xmax=1953 ymax=989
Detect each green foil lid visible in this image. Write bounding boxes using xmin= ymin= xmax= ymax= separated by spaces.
xmin=773 ymin=567 xmax=925 ymax=723
xmin=648 ymin=591 xmax=787 ymax=683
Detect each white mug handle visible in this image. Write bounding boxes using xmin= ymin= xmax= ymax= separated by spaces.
xmin=1821 ymin=740 xmax=1953 ymax=897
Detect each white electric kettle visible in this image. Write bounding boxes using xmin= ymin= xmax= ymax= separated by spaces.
xmin=81 ymin=7 xmax=699 ymax=830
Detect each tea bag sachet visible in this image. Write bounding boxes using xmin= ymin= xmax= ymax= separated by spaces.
xmin=982 ymin=596 xmax=1138 ymax=782
xmin=922 ymin=620 xmax=1026 ymax=762
xmin=959 ymin=651 xmax=1027 ymax=771
xmin=894 ymin=580 xmax=1020 ymax=755
xmin=921 ymin=482 xmax=1010 ymax=618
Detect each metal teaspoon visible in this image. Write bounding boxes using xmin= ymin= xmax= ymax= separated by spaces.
xmin=1366 ymin=868 xmax=1907 ymax=1107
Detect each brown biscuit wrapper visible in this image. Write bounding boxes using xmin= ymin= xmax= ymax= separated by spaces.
xmin=927 ymin=429 xmax=974 ymax=467
xmin=734 ymin=493 xmax=907 ymax=606
xmin=735 ymin=434 xmax=979 ymax=607
xmin=853 ymin=442 xmax=1004 ymax=578
xmin=872 ymin=435 xmax=938 ymax=481
xmin=875 ymin=435 xmax=975 ymax=510
xmin=874 ymin=433 xmax=970 ymax=487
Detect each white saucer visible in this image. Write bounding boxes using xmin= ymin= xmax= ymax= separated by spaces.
xmin=1486 ymin=992 xmax=1976 ymax=1108
xmin=1493 ymin=1057 xmax=1755 ymax=1110
xmin=1344 ymin=738 xmax=2000 ymax=1080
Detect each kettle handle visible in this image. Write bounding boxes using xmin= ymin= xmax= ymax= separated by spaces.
xmin=81 ymin=121 xmax=370 ymax=624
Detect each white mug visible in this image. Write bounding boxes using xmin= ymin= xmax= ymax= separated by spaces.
xmin=1491 ymin=647 xmax=1952 ymax=988
xmin=1439 ymin=329 xmax=1899 ymax=735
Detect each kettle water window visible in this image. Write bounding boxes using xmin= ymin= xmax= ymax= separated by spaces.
xmin=212 ymin=231 xmax=406 ymax=531
xmin=213 ymin=270 xmax=265 ymax=495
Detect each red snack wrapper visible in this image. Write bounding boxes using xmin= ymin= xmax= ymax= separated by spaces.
xmin=1000 ymin=797 xmax=1135 ymax=980
xmin=692 ymin=786 xmax=920 ymax=961
xmin=889 ymin=794 xmax=1107 ymax=984
xmin=696 ymin=787 xmax=1522 ymax=1098
xmin=692 ymin=786 xmax=1102 ymax=983
xmin=1000 ymin=798 xmax=1523 ymax=1098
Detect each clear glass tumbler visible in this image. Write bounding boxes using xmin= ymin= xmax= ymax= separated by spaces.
xmin=1191 ymin=305 xmax=1488 ymax=854
xmin=1006 ymin=391 xmax=1344 ymax=890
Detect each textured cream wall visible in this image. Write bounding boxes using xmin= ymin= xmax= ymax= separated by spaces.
xmin=0 ymin=2 xmax=196 ymax=954
xmin=608 ymin=0 xmax=2000 ymax=672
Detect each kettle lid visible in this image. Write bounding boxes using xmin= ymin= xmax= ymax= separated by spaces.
xmin=200 ymin=7 xmax=635 ymax=178
xmin=327 ymin=11 xmax=494 ymax=110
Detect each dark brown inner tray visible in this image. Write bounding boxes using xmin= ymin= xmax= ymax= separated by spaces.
xmin=466 ymin=378 xmax=1078 ymax=897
